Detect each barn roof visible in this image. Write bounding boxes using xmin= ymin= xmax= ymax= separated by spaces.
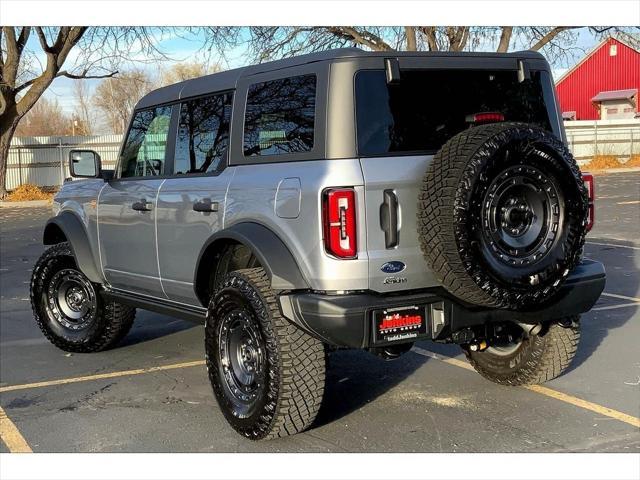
xmin=591 ymin=88 xmax=638 ymax=102
xmin=555 ymin=36 xmax=640 ymax=85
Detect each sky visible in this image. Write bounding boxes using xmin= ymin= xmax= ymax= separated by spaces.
xmin=20 ymin=27 xmax=604 ymax=128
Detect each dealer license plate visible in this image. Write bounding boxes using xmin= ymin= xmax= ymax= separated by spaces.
xmin=372 ymin=305 xmax=428 ymax=345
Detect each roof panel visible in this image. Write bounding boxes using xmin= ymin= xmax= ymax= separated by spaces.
xmin=591 ymin=88 xmax=638 ymax=102
xmin=135 ymin=47 xmax=547 ymax=109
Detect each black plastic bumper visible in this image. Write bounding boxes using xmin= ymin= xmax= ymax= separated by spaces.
xmin=278 ymin=259 xmax=606 ymax=348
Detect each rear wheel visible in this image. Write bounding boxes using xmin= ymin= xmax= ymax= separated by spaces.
xmin=464 ymin=317 xmax=580 ymax=386
xmin=205 ymin=267 xmax=326 ymax=440
xmin=30 ymin=242 xmax=135 ymax=352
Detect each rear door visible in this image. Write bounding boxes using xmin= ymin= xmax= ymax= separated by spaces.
xmin=98 ymin=105 xmax=173 ymax=297
xmin=355 ymin=57 xmax=557 ymax=293
xmin=155 ymin=91 xmax=234 ymax=305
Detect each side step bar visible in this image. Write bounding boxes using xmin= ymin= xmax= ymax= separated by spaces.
xmin=102 ymin=288 xmax=207 ymax=323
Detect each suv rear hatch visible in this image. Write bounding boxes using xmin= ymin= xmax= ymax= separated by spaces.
xmin=356 ymin=57 xmax=563 ymax=292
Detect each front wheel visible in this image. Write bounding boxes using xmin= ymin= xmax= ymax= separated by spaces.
xmin=205 ymin=267 xmax=326 ymax=440
xmin=464 ymin=317 xmax=580 ymax=386
xmin=30 ymin=242 xmax=135 ymax=352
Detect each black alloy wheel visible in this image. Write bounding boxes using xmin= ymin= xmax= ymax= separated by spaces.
xmin=216 ymin=307 xmax=266 ymax=417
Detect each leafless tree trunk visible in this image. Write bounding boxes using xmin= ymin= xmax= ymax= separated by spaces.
xmin=497 ymin=27 xmax=513 ymax=52
xmin=405 ymin=27 xmax=417 ymax=51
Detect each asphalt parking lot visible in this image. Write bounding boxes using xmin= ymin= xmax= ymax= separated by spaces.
xmin=1 ymin=171 xmax=639 ymax=453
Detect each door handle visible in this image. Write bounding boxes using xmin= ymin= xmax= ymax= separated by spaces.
xmin=131 ymin=199 xmax=153 ymax=212
xmin=193 ymin=198 xmax=219 ymax=213
xmin=380 ymin=189 xmax=400 ymax=249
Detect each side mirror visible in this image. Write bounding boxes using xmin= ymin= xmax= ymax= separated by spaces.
xmin=69 ymin=150 xmax=101 ymax=178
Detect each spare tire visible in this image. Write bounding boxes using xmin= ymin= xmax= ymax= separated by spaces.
xmin=417 ymin=122 xmax=588 ymax=309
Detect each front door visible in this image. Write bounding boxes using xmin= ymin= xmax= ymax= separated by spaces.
xmin=98 ymin=105 xmax=173 ymax=297
xmin=156 ymin=91 xmax=233 ymax=305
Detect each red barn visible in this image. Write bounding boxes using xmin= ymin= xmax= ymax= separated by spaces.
xmin=556 ymin=37 xmax=640 ymax=121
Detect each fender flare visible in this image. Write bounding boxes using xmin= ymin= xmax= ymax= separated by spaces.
xmin=195 ymin=222 xmax=309 ymax=292
xmin=43 ymin=212 xmax=104 ymax=284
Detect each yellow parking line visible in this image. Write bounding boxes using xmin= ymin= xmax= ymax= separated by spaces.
xmin=0 ymin=406 xmax=32 ymax=453
xmin=586 ymin=241 xmax=640 ymax=251
xmin=0 ymin=360 xmax=206 ymax=394
xmin=412 ymin=347 xmax=640 ymax=429
xmin=601 ymin=292 xmax=640 ymax=303
xmin=592 ymin=302 xmax=640 ymax=311
xmin=413 ymin=347 xmax=475 ymax=371
xmin=526 ymin=385 xmax=640 ymax=428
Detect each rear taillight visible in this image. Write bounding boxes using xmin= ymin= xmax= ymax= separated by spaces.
xmin=582 ymin=172 xmax=595 ymax=231
xmin=465 ymin=112 xmax=505 ymax=124
xmin=322 ymin=188 xmax=357 ymax=259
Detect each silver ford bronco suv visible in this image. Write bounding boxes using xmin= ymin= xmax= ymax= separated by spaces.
xmin=31 ymin=49 xmax=605 ymax=440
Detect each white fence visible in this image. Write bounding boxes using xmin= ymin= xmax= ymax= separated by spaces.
xmin=5 ymin=119 xmax=640 ymax=191
xmin=565 ymin=118 xmax=640 ymax=166
xmin=6 ymin=134 xmax=123 ymax=191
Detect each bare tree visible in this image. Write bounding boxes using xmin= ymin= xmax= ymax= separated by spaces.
xmin=202 ymin=26 xmax=638 ymax=65
xmin=73 ymin=80 xmax=94 ymax=135
xmin=93 ymin=69 xmax=155 ymax=134
xmin=158 ymin=61 xmax=221 ymax=87
xmin=14 ymin=97 xmax=73 ymax=136
xmin=0 ymin=26 xmax=173 ymax=197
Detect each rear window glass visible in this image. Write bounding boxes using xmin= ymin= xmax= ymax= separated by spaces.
xmin=174 ymin=92 xmax=232 ymax=175
xmin=355 ymin=70 xmax=552 ymax=156
xmin=243 ymin=74 xmax=316 ymax=156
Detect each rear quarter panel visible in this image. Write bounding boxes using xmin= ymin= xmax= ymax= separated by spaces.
xmin=225 ymin=159 xmax=369 ymax=291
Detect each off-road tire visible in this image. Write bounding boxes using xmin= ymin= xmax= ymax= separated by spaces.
xmin=30 ymin=242 xmax=135 ymax=352
xmin=465 ymin=318 xmax=580 ymax=386
xmin=205 ymin=267 xmax=326 ymax=440
xmin=418 ymin=122 xmax=588 ymax=309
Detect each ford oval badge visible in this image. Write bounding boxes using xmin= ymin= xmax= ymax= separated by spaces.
xmin=381 ymin=261 xmax=406 ymax=274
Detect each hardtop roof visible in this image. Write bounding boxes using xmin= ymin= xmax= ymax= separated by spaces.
xmin=135 ymin=47 xmax=546 ymax=109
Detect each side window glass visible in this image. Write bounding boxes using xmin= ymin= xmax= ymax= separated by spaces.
xmin=174 ymin=93 xmax=232 ymax=175
xmin=243 ymin=74 xmax=316 ymax=157
xmin=119 ymin=106 xmax=171 ymax=178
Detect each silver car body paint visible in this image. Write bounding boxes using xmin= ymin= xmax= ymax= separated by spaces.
xmin=50 ymin=48 xmax=564 ymax=308
xmin=156 ymin=169 xmax=234 ymax=304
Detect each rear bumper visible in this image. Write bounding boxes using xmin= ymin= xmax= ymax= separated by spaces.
xmin=278 ymin=259 xmax=606 ymax=348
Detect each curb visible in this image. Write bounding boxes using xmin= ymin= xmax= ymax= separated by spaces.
xmin=0 ymin=200 xmax=52 ymax=208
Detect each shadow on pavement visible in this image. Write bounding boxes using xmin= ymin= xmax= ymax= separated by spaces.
xmin=117 ymin=315 xmax=198 ymax=348
xmin=566 ymin=237 xmax=639 ymax=373
xmin=312 ymin=348 xmax=428 ymax=430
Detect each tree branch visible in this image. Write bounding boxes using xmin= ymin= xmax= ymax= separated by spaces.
xmin=327 ymin=27 xmax=393 ymax=51
xmin=529 ymin=26 xmax=574 ymax=51
xmin=2 ymin=27 xmax=20 ymax=87
xmin=419 ymin=27 xmax=439 ymax=51
xmin=57 ymin=69 xmax=119 ymax=80
xmin=34 ymin=27 xmax=51 ymax=53
xmin=16 ymin=27 xmax=31 ymax=56
xmin=14 ymin=69 xmax=118 ymax=94
xmin=497 ymin=27 xmax=513 ymax=52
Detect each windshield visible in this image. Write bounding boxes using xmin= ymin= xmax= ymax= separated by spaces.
xmin=355 ymin=69 xmax=553 ymax=156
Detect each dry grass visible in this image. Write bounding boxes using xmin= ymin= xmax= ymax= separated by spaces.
xmin=583 ymin=155 xmax=623 ymax=171
xmin=5 ymin=184 xmax=54 ymax=202
xmin=624 ymin=154 xmax=640 ymax=168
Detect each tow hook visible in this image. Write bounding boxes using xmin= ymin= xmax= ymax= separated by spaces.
xmin=468 ymin=340 xmax=488 ymax=352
